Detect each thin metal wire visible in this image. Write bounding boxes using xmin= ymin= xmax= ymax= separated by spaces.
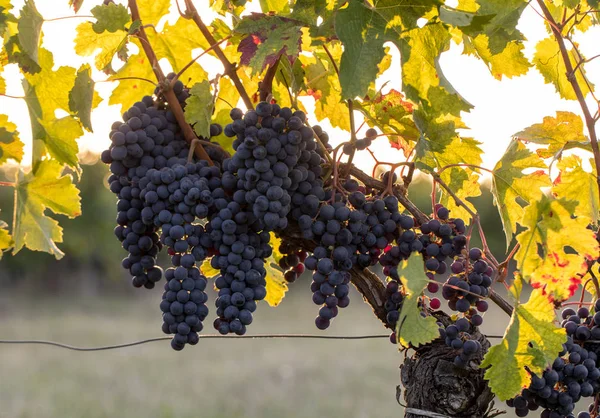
xmin=0 ymin=333 xmax=507 ymax=352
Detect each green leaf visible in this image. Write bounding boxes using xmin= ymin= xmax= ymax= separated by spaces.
xmin=515 ymin=111 xmax=588 ymax=159
xmin=17 ymin=0 xmax=43 ymax=68
xmin=259 ymin=0 xmax=290 ymax=13
xmin=236 ymin=14 xmax=303 ymax=73
xmin=372 ymin=0 xmax=441 ymax=30
xmin=515 ymin=195 xmax=598 ymax=301
xmin=553 ymin=155 xmax=599 ymax=224
xmin=481 ymin=279 xmax=566 ymax=401
xmin=396 ymin=253 xmax=439 ymax=348
xmin=533 ymin=37 xmax=594 ymax=101
xmin=491 ymin=139 xmax=550 ymax=246
xmin=335 ymin=0 xmax=387 ymax=99
xmin=74 ymin=22 xmax=129 ymax=72
xmin=0 ymin=114 xmax=24 ymax=164
xmin=69 ymin=64 xmax=100 ymax=132
xmin=13 ymin=160 xmax=82 ymax=259
xmin=91 ymin=3 xmax=130 ymax=33
xmin=185 ymin=81 xmax=214 ymax=139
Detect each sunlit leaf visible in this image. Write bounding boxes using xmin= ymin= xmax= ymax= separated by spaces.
xmin=69 ymin=64 xmax=101 ymax=132
xmin=185 ymin=81 xmax=214 ymax=139
xmin=13 ymin=160 xmax=82 ymax=259
xmin=533 ymin=37 xmax=594 ymax=101
xmin=515 ymin=111 xmax=589 ymax=159
xmin=515 ymin=195 xmax=598 ymax=301
xmin=396 ymin=253 xmax=439 ymax=348
xmin=481 ymin=279 xmax=566 ymax=400
xmin=491 ymin=139 xmax=550 ymax=246
xmin=0 ymin=214 xmax=13 ymax=259
xmin=259 ymin=0 xmax=290 ymax=13
xmin=109 ymin=52 xmax=155 ymax=113
xmin=137 ymin=0 xmax=170 ymax=26
xmin=264 ymin=261 xmax=288 ymax=307
xmin=0 ymin=114 xmax=24 ymax=164
xmin=201 ymin=258 xmax=220 ymax=279
xmin=553 ymin=155 xmax=599 ymax=224
xmin=74 ymin=22 xmax=129 ymax=72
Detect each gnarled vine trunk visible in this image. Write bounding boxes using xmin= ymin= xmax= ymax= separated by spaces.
xmin=400 ymin=328 xmax=495 ymax=418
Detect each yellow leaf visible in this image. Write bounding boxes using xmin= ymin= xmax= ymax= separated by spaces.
xmin=264 ymin=261 xmax=288 ymax=307
xmin=74 ymin=22 xmax=127 ymax=71
xmin=0 ymin=114 xmax=24 ymax=164
xmin=201 ymin=258 xmax=220 ymax=279
xmin=0 ymin=215 xmax=13 ymax=259
xmin=481 ymin=279 xmax=566 ymax=400
xmin=109 ymin=51 xmax=155 ymax=113
xmin=13 ymin=160 xmax=81 ymax=259
xmin=553 ymin=155 xmax=599 ymax=224
xmin=533 ymin=37 xmax=594 ymax=101
xmin=515 ymin=195 xmax=598 ymax=301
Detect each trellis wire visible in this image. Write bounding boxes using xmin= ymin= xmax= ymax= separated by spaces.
xmin=0 ymin=333 xmax=506 ymax=352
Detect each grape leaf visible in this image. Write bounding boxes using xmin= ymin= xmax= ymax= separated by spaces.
xmin=303 ymin=47 xmax=350 ymax=131
xmin=17 ymin=0 xmax=43 ymax=68
xmin=236 ymin=14 xmax=303 ymax=73
xmin=109 ymin=53 xmax=155 ymax=113
xmin=69 ymin=0 xmax=84 ymax=13
xmin=515 ymin=195 xmax=598 ymax=301
xmin=463 ymin=35 xmax=530 ymax=80
xmin=515 ymin=111 xmax=588 ymax=159
xmin=147 ymin=18 xmax=209 ymax=85
xmin=399 ymin=23 xmax=472 ymax=116
xmin=357 ymin=89 xmax=418 ymax=154
xmin=264 ymin=261 xmax=288 ymax=307
xmin=137 ymin=0 xmax=170 ymax=26
xmin=396 ymin=252 xmax=439 ymax=348
xmin=335 ymin=0 xmax=387 ymax=100
xmin=185 ymin=81 xmax=214 ymax=139
xmin=211 ymin=77 xmax=239 ymax=155
xmin=22 ymin=49 xmax=82 ymax=168
xmin=38 ymin=117 xmax=83 ymax=168
xmin=0 ymin=114 xmax=24 ymax=164
xmin=481 ymin=279 xmax=566 ymax=401
xmin=491 ymin=139 xmax=550 ymax=246
xmin=91 ymin=3 xmax=130 ymax=33
xmin=259 ymin=0 xmax=290 ymax=13
xmin=263 ymin=232 xmax=289 ymax=307
xmin=0 ymin=216 xmax=12 ymax=259
xmin=69 ymin=64 xmax=101 ymax=132
xmin=0 ymin=0 xmax=14 ymax=37
xmin=13 ymin=160 xmax=82 ymax=259
xmin=553 ymin=155 xmax=599 ymax=224
xmin=533 ymin=37 xmax=594 ymax=101
xmin=372 ymin=0 xmax=441 ymax=31
xmin=74 ymin=22 xmax=129 ymax=72
xmin=201 ymin=258 xmax=220 ymax=279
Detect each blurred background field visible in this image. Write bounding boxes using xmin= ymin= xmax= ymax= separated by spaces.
xmin=0 ymin=162 xmax=520 ymax=418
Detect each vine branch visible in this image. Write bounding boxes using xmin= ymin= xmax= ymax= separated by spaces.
xmin=127 ymin=0 xmax=213 ymax=165
xmin=536 ymin=0 xmax=600 ymax=199
xmin=182 ymin=0 xmax=254 ymax=110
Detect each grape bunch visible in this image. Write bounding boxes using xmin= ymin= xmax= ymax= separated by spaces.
xmin=438 ymin=318 xmax=483 ymax=368
xmin=277 ymin=239 xmax=307 ymax=283
xmin=507 ymin=300 xmax=600 ymax=417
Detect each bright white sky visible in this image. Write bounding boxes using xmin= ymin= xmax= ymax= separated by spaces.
xmin=1 ymin=0 xmax=599 ymax=174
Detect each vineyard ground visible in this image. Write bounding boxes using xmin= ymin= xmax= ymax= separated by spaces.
xmin=0 ymin=283 xmax=517 ymax=418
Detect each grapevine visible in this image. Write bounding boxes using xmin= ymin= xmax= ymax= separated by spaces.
xmin=1 ymin=1 xmax=600 ymax=417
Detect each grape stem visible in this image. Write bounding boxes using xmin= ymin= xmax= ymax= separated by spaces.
xmin=127 ymin=0 xmax=213 ymax=165
xmin=97 ymin=76 xmax=157 ymax=86
xmin=0 ymin=181 xmax=15 ymax=187
xmin=0 ymin=94 xmax=25 ymax=100
xmin=182 ymin=0 xmax=255 ymax=110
